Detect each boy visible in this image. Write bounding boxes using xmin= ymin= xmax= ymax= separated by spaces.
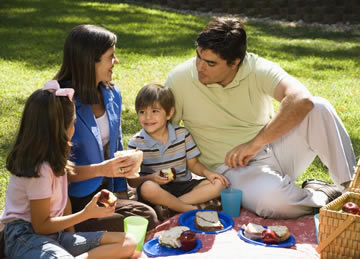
xmin=128 ymin=84 xmax=229 ymax=220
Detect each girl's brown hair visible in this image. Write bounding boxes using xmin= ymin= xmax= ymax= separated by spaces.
xmin=6 ymin=89 xmax=75 ymax=177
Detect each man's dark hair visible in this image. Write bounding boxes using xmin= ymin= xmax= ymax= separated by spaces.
xmin=196 ymin=17 xmax=247 ymax=66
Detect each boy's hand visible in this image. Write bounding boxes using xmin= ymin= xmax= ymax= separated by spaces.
xmin=204 ymin=171 xmax=230 ymax=187
xmin=83 ymin=192 xmax=115 ymax=219
xmin=151 ymin=171 xmax=172 ymax=185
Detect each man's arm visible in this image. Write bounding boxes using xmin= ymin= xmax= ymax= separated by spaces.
xmin=225 ymin=76 xmax=314 ymax=168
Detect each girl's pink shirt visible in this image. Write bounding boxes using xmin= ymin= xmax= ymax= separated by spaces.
xmin=0 ymin=162 xmax=68 ymax=224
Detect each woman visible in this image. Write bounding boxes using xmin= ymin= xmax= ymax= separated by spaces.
xmin=54 ymin=24 xmax=158 ymax=232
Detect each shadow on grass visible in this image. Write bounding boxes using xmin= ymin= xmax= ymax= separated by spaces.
xmin=0 ymin=0 xmax=205 ymax=70
xmin=1 ymin=0 xmax=359 ymax=71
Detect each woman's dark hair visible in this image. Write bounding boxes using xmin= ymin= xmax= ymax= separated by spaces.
xmin=196 ymin=17 xmax=247 ymax=66
xmin=55 ymin=24 xmax=117 ymax=104
xmin=6 ymin=89 xmax=75 ymax=177
xmin=135 ymin=84 xmax=175 ymax=115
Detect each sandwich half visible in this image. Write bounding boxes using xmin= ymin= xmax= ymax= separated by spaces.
xmin=268 ymin=225 xmax=290 ymax=242
xmin=194 ymin=211 xmax=224 ymax=231
xmin=242 ymin=223 xmax=290 ymax=242
xmin=243 ymin=223 xmax=265 ymax=240
xmin=159 ymin=226 xmax=190 ymax=248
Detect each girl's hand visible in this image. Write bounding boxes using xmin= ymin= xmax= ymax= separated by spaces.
xmin=83 ymin=192 xmax=115 ymax=219
xmin=151 ymin=171 xmax=172 ymax=185
xmin=204 ymin=171 xmax=230 ymax=187
xmin=100 ymin=156 xmax=137 ymax=178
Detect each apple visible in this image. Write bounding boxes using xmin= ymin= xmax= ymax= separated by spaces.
xmin=342 ymin=202 xmax=359 ymax=215
xmin=179 ymin=230 xmax=197 ymax=251
xmin=160 ymin=168 xmax=176 ymax=180
xmin=98 ymin=189 xmax=117 ymax=207
xmin=261 ymin=229 xmax=280 ymax=244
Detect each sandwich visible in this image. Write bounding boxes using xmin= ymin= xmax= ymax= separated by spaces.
xmin=194 ymin=211 xmax=224 ymax=231
xmin=114 ymin=148 xmax=143 ymax=178
xmin=268 ymin=225 xmax=290 ymax=242
xmin=243 ymin=223 xmax=265 ymax=240
xmin=158 ymin=226 xmax=191 ymax=248
xmin=242 ymin=223 xmax=290 ymax=242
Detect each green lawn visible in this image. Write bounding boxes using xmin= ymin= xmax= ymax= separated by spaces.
xmin=0 ymin=0 xmax=359 ymax=210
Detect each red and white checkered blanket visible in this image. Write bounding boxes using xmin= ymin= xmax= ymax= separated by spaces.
xmin=143 ymin=208 xmax=319 ymax=258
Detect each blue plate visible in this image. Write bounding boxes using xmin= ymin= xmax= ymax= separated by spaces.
xmin=178 ymin=209 xmax=234 ymax=234
xmin=238 ymin=227 xmax=296 ymax=248
xmin=142 ymin=237 xmax=202 ymax=257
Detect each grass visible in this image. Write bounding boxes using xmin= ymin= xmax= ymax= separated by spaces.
xmin=0 ymin=0 xmax=359 ymax=211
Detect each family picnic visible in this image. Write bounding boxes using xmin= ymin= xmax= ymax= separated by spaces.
xmin=0 ymin=13 xmax=358 ymax=259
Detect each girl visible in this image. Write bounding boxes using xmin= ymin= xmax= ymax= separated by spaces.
xmin=54 ymin=24 xmax=158 ymax=232
xmin=0 ymin=81 xmax=138 ymax=258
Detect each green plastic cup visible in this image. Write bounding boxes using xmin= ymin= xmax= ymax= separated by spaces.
xmin=124 ymin=216 xmax=149 ymax=251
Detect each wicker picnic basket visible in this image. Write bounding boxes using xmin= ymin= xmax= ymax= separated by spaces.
xmin=317 ymin=159 xmax=360 ymax=258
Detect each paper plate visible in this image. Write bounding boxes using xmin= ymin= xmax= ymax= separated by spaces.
xmin=142 ymin=237 xmax=202 ymax=257
xmin=178 ymin=209 xmax=234 ymax=234
xmin=238 ymin=227 xmax=296 ymax=248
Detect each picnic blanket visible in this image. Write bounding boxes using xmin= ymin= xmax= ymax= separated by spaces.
xmin=142 ymin=208 xmax=319 ymax=258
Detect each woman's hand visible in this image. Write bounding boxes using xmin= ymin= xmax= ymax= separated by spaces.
xmin=83 ymin=192 xmax=115 ymax=219
xmin=100 ymin=156 xmax=137 ymax=178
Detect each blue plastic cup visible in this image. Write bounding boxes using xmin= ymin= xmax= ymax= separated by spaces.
xmin=221 ymin=188 xmax=242 ymax=217
xmin=314 ymin=213 xmax=319 ymax=244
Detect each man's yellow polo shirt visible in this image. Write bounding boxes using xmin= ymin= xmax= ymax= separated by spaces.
xmin=165 ymin=53 xmax=288 ymax=171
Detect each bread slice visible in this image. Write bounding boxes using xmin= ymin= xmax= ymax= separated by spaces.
xmin=194 ymin=211 xmax=224 ymax=231
xmin=268 ymin=225 xmax=290 ymax=242
xmin=158 ymin=226 xmax=190 ymax=248
xmin=244 ymin=223 xmax=265 ymax=240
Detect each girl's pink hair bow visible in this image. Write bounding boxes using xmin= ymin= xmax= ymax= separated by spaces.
xmin=43 ymin=80 xmax=74 ymax=101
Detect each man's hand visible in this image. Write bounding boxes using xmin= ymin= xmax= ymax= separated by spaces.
xmin=225 ymin=140 xmax=262 ymax=169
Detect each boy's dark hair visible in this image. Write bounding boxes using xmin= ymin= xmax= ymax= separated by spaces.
xmin=6 ymin=89 xmax=75 ymax=177
xmin=55 ymin=24 xmax=117 ymax=104
xmin=196 ymin=17 xmax=247 ymax=66
xmin=135 ymin=84 xmax=175 ymax=115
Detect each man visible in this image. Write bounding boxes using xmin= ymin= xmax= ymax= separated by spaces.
xmin=165 ymin=17 xmax=355 ymax=218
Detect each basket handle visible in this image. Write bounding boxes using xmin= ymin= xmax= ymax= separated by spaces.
xmin=349 ymin=158 xmax=360 ymax=191
xmin=316 ymin=215 xmax=356 ymax=253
